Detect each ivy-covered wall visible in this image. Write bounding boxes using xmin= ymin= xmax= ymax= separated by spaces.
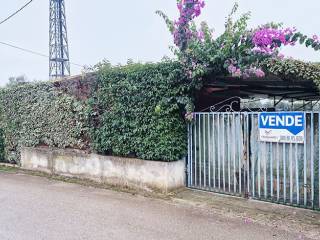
xmin=0 ymin=82 xmax=89 ymax=163
xmin=88 ymin=61 xmax=188 ymax=162
xmin=0 ymin=61 xmax=189 ymax=163
xmin=0 ymin=129 xmax=5 ymax=161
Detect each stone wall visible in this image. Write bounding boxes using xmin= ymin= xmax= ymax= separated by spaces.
xmin=21 ymin=147 xmax=186 ymax=192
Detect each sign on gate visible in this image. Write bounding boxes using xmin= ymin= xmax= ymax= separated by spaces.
xmin=259 ymin=112 xmax=305 ymax=143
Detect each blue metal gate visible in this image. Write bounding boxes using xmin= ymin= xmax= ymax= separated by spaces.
xmin=187 ymin=112 xmax=320 ymax=209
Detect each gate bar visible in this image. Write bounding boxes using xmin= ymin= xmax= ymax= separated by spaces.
xmin=258 ymin=142 xmax=261 ymax=198
xmin=233 ymin=114 xmax=237 ymax=193
xmin=277 ymin=143 xmax=280 ymax=202
xmin=213 ymin=114 xmax=216 ymax=189
xmin=295 ymin=143 xmax=299 ymax=205
xmin=239 ymin=113 xmax=242 ymax=194
xmin=311 ymin=113 xmax=314 ymax=208
xmin=191 ymin=123 xmax=194 ymax=186
xmin=252 ymin=118 xmax=256 ymax=198
xmin=270 ymin=143 xmax=274 ymax=199
xmin=218 ymin=114 xmax=221 ymax=189
xmin=195 ymin=118 xmax=197 ymax=187
xmin=264 ymin=142 xmax=267 ymax=199
xmin=222 ymin=113 xmax=226 ymax=192
xmin=283 ymin=143 xmax=286 ymax=203
xmin=290 ymin=143 xmax=293 ymax=204
xmin=200 ymin=114 xmax=202 ymax=187
xmin=304 ymin=112 xmax=307 ymax=206
xmin=203 ymin=114 xmax=206 ymax=188
xmin=228 ymin=115 xmax=231 ymax=192
xmin=188 ymin=124 xmax=191 ymax=187
xmin=208 ymin=114 xmax=211 ymax=189
xmin=247 ymin=114 xmax=250 ymax=195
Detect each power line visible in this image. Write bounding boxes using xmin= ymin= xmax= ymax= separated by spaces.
xmin=0 ymin=0 xmax=34 ymax=26
xmin=0 ymin=41 xmax=83 ymax=68
xmin=0 ymin=41 xmax=47 ymax=58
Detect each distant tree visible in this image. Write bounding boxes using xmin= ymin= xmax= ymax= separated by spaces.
xmin=7 ymin=75 xmax=28 ymax=87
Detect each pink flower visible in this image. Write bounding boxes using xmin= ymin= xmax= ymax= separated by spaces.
xmin=255 ymin=68 xmax=265 ymax=78
xmin=172 ymin=0 xmax=206 ymax=48
xmin=243 ymin=72 xmax=250 ymax=79
xmin=227 ymin=65 xmax=237 ymax=74
xmin=197 ymin=31 xmax=205 ymax=41
xmin=233 ymin=68 xmax=242 ymax=77
xmin=252 ymin=27 xmax=296 ymax=55
xmin=231 ymin=66 xmax=237 ymax=73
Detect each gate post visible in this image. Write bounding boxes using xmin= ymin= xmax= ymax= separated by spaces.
xmin=187 ymin=123 xmax=191 ymax=187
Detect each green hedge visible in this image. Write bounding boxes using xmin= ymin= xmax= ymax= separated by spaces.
xmin=89 ymin=61 xmax=188 ymax=161
xmin=0 ymin=61 xmax=189 ymax=163
xmin=0 ymin=82 xmax=88 ymax=163
xmin=0 ymin=129 xmax=5 ymax=162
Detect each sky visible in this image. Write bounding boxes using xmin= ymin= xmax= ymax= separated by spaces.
xmin=0 ymin=0 xmax=319 ymax=85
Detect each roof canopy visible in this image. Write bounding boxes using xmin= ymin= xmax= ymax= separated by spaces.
xmin=204 ymin=74 xmax=320 ymax=101
xmin=202 ymin=58 xmax=320 ymax=102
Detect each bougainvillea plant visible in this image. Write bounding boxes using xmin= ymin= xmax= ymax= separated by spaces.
xmin=157 ymin=1 xmax=319 ymax=118
xmin=159 ymin=1 xmax=319 ymax=78
xmin=173 ymin=0 xmax=206 ymax=50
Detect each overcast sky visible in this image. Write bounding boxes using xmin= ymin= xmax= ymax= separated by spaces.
xmin=0 ymin=0 xmax=319 ymax=85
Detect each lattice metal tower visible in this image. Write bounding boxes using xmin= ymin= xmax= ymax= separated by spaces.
xmin=49 ymin=0 xmax=70 ymax=79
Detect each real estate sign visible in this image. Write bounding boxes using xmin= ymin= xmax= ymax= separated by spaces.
xmin=259 ymin=112 xmax=305 ymax=144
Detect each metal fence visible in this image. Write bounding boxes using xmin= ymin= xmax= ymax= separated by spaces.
xmin=187 ymin=112 xmax=320 ymax=210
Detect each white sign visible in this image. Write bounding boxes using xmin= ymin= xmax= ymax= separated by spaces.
xmin=259 ymin=112 xmax=305 ymax=144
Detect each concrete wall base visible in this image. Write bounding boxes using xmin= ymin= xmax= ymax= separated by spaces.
xmin=21 ymin=147 xmax=186 ymax=192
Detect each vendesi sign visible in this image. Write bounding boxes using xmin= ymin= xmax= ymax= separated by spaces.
xmin=259 ymin=112 xmax=305 ymax=144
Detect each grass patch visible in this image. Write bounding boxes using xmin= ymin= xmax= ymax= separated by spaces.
xmin=0 ymin=165 xmax=19 ymax=173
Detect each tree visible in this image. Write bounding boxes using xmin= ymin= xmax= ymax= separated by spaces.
xmin=7 ymin=75 xmax=28 ymax=87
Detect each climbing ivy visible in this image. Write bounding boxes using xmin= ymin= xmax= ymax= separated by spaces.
xmin=0 ymin=61 xmax=191 ymax=163
xmin=0 ymin=129 xmax=5 ymax=162
xmin=0 ymin=82 xmax=89 ymax=163
xmin=262 ymin=58 xmax=320 ymax=86
xmin=88 ymin=61 xmax=189 ymax=161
